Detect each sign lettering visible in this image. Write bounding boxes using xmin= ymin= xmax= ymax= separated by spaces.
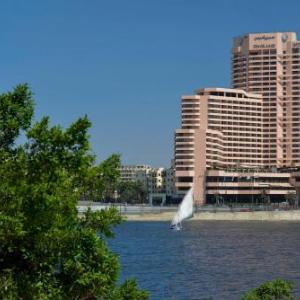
xmin=253 ymin=44 xmax=275 ymax=49
xmin=254 ymin=35 xmax=275 ymax=41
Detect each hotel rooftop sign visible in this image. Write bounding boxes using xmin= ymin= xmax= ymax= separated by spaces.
xmin=250 ymin=34 xmax=277 ymax=50
xmin=232 ymin=32 xmax=296 ymax=53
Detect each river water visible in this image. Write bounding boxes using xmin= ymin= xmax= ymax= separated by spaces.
xmin=110 ymin=221 xmax=300 ymax=300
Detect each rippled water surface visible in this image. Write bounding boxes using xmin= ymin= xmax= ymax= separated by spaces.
xmin=110 ymin=221 xmax=300 ymax=300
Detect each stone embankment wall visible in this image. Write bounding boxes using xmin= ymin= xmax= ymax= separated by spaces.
xmin=125 ymin=210 xmax=300 ymax=221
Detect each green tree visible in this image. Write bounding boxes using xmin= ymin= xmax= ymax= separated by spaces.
xmin=0 ymin=84 xmax=148 ymax=299
xmin=118 ymin=181 xmax=147 ymax=204
xmin=0 ymin=84 xmax=34 ymax=150
xmin=81 ymin=154 xmax=121 ymax=202
xmin=241 ymin=279 xmax=295 ymax=300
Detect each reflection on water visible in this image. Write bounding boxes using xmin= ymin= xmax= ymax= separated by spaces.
xmin=110 ymin=221 xmax=300 ymax=300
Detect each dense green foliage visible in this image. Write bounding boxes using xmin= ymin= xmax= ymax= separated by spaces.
xmin=241 ymin=279 xmax=295 ymax=300
xmin=0 ymin=84 xmax=148 ymax=299
xmin=117 ymin=181 xmax=147 ymax=204
xmin=81 ymin=154 xmax=121 ymax=202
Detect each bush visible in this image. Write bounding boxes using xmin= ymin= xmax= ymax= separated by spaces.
xmin=241 ymin=279 xmax=295 ymax=300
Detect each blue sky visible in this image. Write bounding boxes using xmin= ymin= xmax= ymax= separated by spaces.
xmin=1 ymin=0 xmax=300 ymax=167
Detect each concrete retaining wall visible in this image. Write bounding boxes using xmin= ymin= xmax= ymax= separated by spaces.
xmin=124 ymin=210 xmax=300 ymax=221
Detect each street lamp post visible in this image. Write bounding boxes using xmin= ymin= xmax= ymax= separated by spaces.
xmin=252 ymin=175 xmax=259 ymax=209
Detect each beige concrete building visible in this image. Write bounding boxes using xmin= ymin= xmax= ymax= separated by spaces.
xmin=174 ymin=87 xmax=295 ymax=204
xmin=290 ymin=172 xmax=300 ymax=205
xmin=206 ymin=170 xmax=294 ymax=205
xmin=174 ymin=32 xmax=300 ymax=205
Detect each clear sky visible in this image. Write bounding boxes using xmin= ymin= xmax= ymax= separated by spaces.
xmin=1 ymin=0 xmax=300 ymax=167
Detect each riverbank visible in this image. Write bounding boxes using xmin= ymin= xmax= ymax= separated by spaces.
xmin=124 ymin=210 xmax=300 ymax=221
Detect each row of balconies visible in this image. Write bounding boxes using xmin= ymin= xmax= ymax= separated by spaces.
xmin=247 ymin=78 xmax=277 ymax=83
xmin=181 ymin=103 xmax=199 ymax=108
xmin=175 ymin=140 xmax=194 ymax=145
xmin=223 ymin=139 xmax=264 ymax=143
xmin=213 ymin=128 xmax=263 ymax=134
xmin=242 ymin=66 xmax=277 ymax=72
xmin=235 ymin=71 xmax=277 ymax=76
xmin=175 ymin=139 xmax=194 ymax=144
xmin=209 ymin=99 xmax=262 ymax=106
xmin=207 ymin=148 xmax=263 ymax=155
xmin=208 ymin=111 xmax=261 ymax=118
xmin=181 ymin=115 xmax=200 ymax=119
xmin=233 ymin=67 xmax=277 ymax=73
xmin=181 ymin=125 xmax=200 ymax=129
xmin=209 ymin=93 xmax=261 ymax=100
xmin=181 ymin=109 xmax=200 ymax=114
xmin=207 ymin=142 xmax=262 ymax=148
xmin=208 ymin=104 xmax=261 ymax=111
xmin=207 ymin=122 xmax=262 ymax=129
xmin=206 ymin=149 xmax=264 ymax=157
xmin=208 ymin=115 xmax=261 ymax=122
xmin=233 ymin=52 xmax=276 ymax=58
xmin=209 ymin=109 xmax=262 ymax=115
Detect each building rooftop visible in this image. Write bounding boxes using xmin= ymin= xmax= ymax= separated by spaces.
xmin=194 ymin=87 xmax=262 ymax=99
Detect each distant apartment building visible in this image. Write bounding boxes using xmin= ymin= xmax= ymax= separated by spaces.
xmin=119 ymin=165 xmax=151 ymax=182
xmin=136 ymin=167 xmax=166 ymax=194
xmin=120 ymin=165 xmax=175 ymax=198
xmin=165 ymin=165 xmax=176 ymax=197
xmin=174 ymin=32 xmax=300 ymax=205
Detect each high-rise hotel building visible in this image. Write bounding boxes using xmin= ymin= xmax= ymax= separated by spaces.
xmin=175 ymin=32 xmax=299 ymax=204
xmin=232 ymin=32 xmax=300 ymax=168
